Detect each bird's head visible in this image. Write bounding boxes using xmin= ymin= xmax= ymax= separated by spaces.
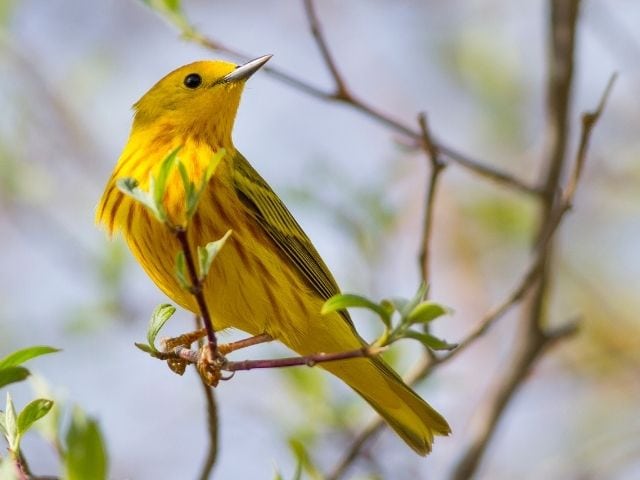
xmin=132 ymin=55 xmax=272 ymax=145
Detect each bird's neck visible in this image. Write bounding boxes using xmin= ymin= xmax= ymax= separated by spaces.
xmin=131 ymin=116 xmax=235 ymax=153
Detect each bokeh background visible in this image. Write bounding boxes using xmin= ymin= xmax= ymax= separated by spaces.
xmin=1 ymin=0 xmax=639 ymax=478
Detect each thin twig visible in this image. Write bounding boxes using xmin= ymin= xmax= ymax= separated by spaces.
xmin=167 ymin=346 xmax=386 ymax=374
xmin=417 ymin=112 xmax=446 ymax=284
xmin=219 ymin=333 xmax=273 ymax=355
xmin=449 ymin=3 xmax=588 ymax=478
xmin=225 ymin=346 xmax=383 ymax=371
xmin=326 ymin=63 xmax=615 ymax=480
xmin=302 ymin=0 xmax=350 ymax=98
xmin=194 ymin=316 xmax=218 ymax=480
xmin=326 ymin=244 xmax=541 ymax=480
xmin=174 ymin=229 xmax=219 ymax=357
xmin=175 ymin=12 xmax=539 ymax=196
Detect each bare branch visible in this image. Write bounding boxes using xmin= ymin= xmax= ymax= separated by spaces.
xmin=326 ymin=58 xmax=614 ymax=480
xmin=177 ymin=15 xmax=539 ymax=195
xmin=417 ymin=113 xmax=447 ymax=284
xmin=174 ymin=229 xmax=219 ymax=358
xmin=302 ymin=0 xmax=350 ymax=98
xmin=194 ymin=316 xmax=218 ymax=480
xmin=224 ymin=346 xmax=384 ymax=371
xmin=450 ymin=2 xmax=586 ymax=478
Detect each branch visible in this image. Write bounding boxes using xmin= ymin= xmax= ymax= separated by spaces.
xmin=449 ymin=3 xmax=596 ymax=478
xmin=326 ymin=62 xmax=615 ymax=480
xmin=326 ymin=242 xmax=540 ymax=480
xmin=168 ymin=345 xmax=385 ymax=374
xmin=417 ymin=112 xmax=447 ymax=284
xmin=174 ymin=7 xmax=539 ymax=195
xmin=194 ymin=316 xmax=218 ymax=480
xmin=302 ymin=0 xmax=350 ymax=99
xmin=174 ymin=229 xmax=219 ymax=359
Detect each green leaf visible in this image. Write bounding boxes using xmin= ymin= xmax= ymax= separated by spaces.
xmin=0 ymin=345 xmax=60 ymax=369
xmin=398 ymin=283 xmax=428 ymax=319
xmin=64 ymin=407 xmax=108 ymax=480
xmin=142 ymin=0 xmax=182 ymax=14
xmin=146 ymin=304 xmax=176 ymax=353
xmin=175 ymin=251 xmax=190 ymax=290
xmin=0 ymin=367 xmax=30 ymax=389
xmin=198 ymin=230 xmax=232 ymax=280
xmin=116 ymin=178 xmax=162 ymax=221
xmin=407 ymin=301 xmax=448 ymax=325
xmin=177 ymin=160 xmax=194 ymax=205
xmin=153 ymin=146 xmax=181 ymax=216
xmin=289 ymin=438 xmax=322 ymax=480
xmin=404 ymin=331 xmax=457 ymax=351
xmin=28 ymin=376 xmax=61 ymax=445
xmin=186 ymin=149 xmax=226 ymax=218
xmin=0 ymin=412 xmax=6 ymax=436
xmin=5 ymin=393 xmax=18 ymax=450
xmin=134 ymin=343 xmax=153 ymax=353
xmin=17 ymin=398 xmax=54 ymax=435
xmin=321 ymin=294 xmax=391 ymax=324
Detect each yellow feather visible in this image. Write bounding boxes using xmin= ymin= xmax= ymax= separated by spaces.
xmin=96 ymin=58 xmax=450 ymax=455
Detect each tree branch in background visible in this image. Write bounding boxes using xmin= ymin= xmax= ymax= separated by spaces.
xmin=417 ymin=112 xmax=447 ymax=285
xmin=194 ymin=316 xmax=219 ymax=480
xmin=164 ymin=1 xmax=540 ymax=195
xmin=138 ymin=1 xmax=617 ymax=479
xmin=450 ymin=3 xmax=617 ymax=478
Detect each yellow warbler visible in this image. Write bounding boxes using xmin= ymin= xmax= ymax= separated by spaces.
xmin=97 ymin=55 xmax=450 ymax=454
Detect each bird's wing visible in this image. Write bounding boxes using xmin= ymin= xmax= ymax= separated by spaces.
xmin=232 ymin=152 xmax=353 ymax=325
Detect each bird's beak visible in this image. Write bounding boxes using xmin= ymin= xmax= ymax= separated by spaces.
xmin=223 ymin=55 xmax=272 ymax=84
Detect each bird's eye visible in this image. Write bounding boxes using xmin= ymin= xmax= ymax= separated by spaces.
xmin=184 ymin=73 xmax=202 ymax=89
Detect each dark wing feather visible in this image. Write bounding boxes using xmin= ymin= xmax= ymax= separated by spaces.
xmin=232 ymin=152 xmax=352 ymax=325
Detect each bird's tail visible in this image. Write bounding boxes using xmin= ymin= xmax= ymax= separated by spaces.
xmin=277 ymin=308 xmax=450 ymax=454
xmin=321 ymin=354 xmax=451 ymax=455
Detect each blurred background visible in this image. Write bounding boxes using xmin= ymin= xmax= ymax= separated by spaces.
xmin=1 ymin=0 xmax=639 ymax=478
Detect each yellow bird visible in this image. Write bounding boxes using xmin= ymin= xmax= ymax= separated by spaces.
xmin=97 ymin=55 xmax=450 ymax=454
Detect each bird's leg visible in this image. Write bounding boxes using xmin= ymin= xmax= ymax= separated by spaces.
xmin=160 ymin=328 xmax=207 ymax=375
xmin=195 ymin=333 xmax=274 ymax=387
xmin=218 ymin=333 xmax=273 ymax=355
xmin=161 ymin=328 xmax=207 ymax=351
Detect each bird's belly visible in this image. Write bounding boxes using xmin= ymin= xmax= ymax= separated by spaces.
xmin=125 ymin=186 xmax=318 ymax=342
xmin=201 ymin=221 xmax=319 ymax=340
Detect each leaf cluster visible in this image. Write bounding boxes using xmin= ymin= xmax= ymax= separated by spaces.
xmin=0 ymin=346 xmax=107 ymax=479
xmin=322 ymin=284 xmax=456 ymax=352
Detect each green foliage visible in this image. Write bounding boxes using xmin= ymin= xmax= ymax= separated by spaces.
xmin=273 ymin=439 xmax=323 ymax=480
xmin=0 ymin=345 xmax=60 ymax=370
xmin=140 ymin=0 xmax=191 ymax=33
xmin=17 ymin=398 xmax=54 ymax=438
xmin=64 ymin=407 xmax=108 ymax=480
xmin=0 ymin=347 xmax=107 ymax=478
xmin=288 ymin=438 xmax=322 ymax=480
xmin=323 ymin=284 xmax=456 ymax=352
xmin=198 ymin=230 xmax=233 ymax=281
xmin=0 ymin=348 xmax=58 ymax=456
xmin=179 ymin=149 xmax=226 ymax=220
xmin=0 ymin=346 xmax=59 ymax=389
xmin=175 ymin=250 xmax=190 ymax=290
xmin=0 ymin=367 xmax=29 ymax=389
xmin=2 ymin=394 xmax=53 ymax=453
xmin=118 ymin=146 xmax=226 ymax=228
xmin=116 ymin=147 xmax=181 ymax=223
xmin=322 ymin=293 xmax=392 ymax=328
xmin=138 ymin=304 xmax=176 ymax=354
xmin=3 ymin=393 xmax=18 ymax=451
